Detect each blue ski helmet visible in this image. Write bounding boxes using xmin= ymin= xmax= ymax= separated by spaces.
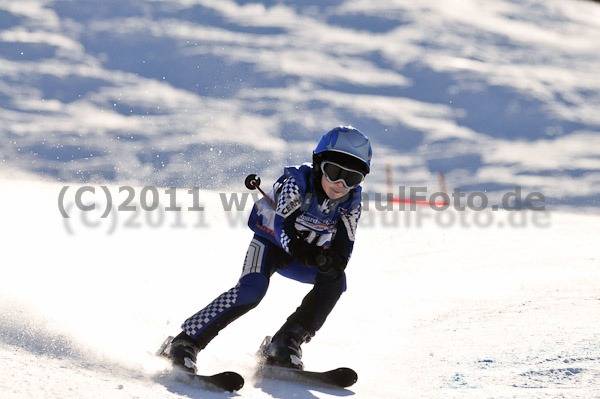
xmin=313 ymin=126 xmax=372 ymax=175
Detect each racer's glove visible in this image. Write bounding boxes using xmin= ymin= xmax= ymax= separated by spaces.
xmin=315 ymin=248 xmax=347 ymax=280
xmin=288 ymin=237 xmax=323 ymax=267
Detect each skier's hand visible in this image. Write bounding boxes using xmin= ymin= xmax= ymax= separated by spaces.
xmin=316 ymin=249 xmax=347 ymax=279
xmin=288 ymin=237 xmax=322 ymax=267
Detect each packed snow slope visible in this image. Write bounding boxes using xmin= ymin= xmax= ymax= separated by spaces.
xmin=0 ymin=177 xmax=598 ymax=399
xmin=1 ymin=0 xmax=600 ymax=206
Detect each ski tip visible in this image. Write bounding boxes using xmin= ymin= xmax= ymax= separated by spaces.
xmin=212 ymin=371 xmax=245 ymax=392
xmin=332 ymin=367 xmax=358 ymax=387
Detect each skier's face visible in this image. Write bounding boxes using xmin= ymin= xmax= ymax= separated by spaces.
xmin=321 ymin=175 xmax=350 ymax=199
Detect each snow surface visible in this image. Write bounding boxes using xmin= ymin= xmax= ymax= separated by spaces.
xmin=1 ymin=177 xmax=599 ymax=398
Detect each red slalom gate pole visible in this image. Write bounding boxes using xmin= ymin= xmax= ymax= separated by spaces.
xmin=385 ymin=164 xmax=449 ymax=207
xmin=390 ymin=197 xmax=448 ymax=206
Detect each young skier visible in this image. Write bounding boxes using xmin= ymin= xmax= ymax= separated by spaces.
xmin=162 ymin=126 xmax=372 ymax=372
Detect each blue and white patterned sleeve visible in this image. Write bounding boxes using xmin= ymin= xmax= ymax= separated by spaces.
xmin=341 ymin=203 xmax=361 ymax=242
xmin=273 ymin=176 xmax=304 ymax=253
xmin=329 ymin=203 xmax=361 ymax=262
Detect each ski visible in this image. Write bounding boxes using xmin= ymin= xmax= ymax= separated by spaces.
xmin=156 ymin=336 xmax=244 ymax=392
xmin=169 ymin=367 xmax=244 ymax=392
xmin=256 ymin=364 xmax=358 ymax=389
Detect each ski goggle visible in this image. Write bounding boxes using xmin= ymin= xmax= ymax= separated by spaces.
xmin=320 ymin=161 xmax=365 ymax=189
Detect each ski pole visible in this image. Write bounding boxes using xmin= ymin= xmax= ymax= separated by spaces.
xmin=246 ymin=174 xmax=328 ymax=267
xmin=245 ymin=174 xmax=276 ymax=209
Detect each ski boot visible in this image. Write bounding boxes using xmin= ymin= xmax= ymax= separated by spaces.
xmin=259 ymin=322 xmax=313 ymax=370
xmin=160 ymin=332 xmax=200 ymax=374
